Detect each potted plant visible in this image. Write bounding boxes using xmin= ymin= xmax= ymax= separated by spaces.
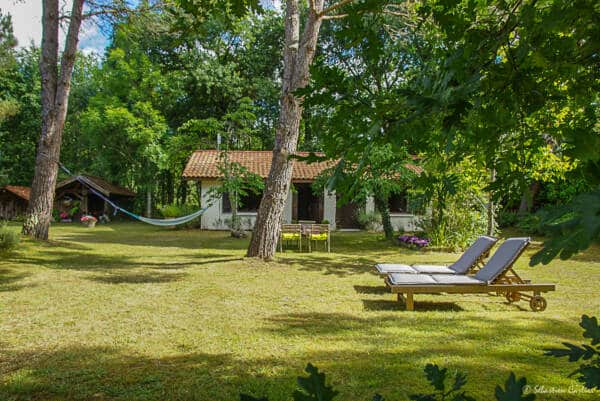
xmin=60 ymin=211 xmax=72 ymax=223
xmin=81 ymin=215 xmax=97 ymax=228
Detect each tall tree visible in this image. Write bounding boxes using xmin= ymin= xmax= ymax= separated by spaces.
xmin=247 ymin=0 xmax=380 ymax=259
xmin=21 ymin=0 xmax=163 ymax=239
xmin=22 ymin=0 xmax=85 ymax=239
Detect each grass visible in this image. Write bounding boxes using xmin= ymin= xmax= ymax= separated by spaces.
xmin=1 ymin=222 xmax=599 ymax=401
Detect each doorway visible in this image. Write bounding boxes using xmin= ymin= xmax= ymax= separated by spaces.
xmin=293 ymin=183 xmax=323 ymax=222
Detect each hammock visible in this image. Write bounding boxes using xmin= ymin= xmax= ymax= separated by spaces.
xmin=63 ymin=169 xmax=208 ymax=227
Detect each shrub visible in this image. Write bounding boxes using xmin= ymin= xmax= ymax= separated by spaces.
xmin=357 ymin=211 xmax=382 ymax=232
xmin=159 ymin=204 xmax=201 ymax=229
xmin=418 ymin=198 xmax=487 ymax=251
xmin=498 ymin=210 xmax=519 ymax=228
xmin=0 ymin=223 xmax=20 ymax=253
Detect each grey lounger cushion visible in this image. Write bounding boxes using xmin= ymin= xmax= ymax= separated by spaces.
xmin=375 ymin=235 xmax=498 ymax=275
xmin=387 ymin=237 xmax=530 ymax=287
xmin=474 ymin=237 xmax=530 ymax=283
xmin=388 ymin=273 xmax=483 ymax=286
xmin=412 ymin=265 xmax=456 ymax=274
xmin=447 ymin=235 xmax=497 ymax=274
xmin=388 ymin=273 xmax=438 ymax=285
xmin=375 ymin=264 xmax=418 ymax=274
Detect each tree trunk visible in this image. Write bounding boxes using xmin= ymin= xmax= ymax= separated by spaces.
xmin=374 ymin=193 xmax=394 ymax=240
xmin=195 ymin=181 xmax=202 ymax=208
xmin=247 ymin=0 xmax=324 ymax=259
xmin=146 ymin=189 xmax=152 ymax=217
xmin=518 ymin=181 xmax=541 ymax=215
xmin=486 ymin=168 xmax=496 ymax=236
xmin=22 ymin=0 xmax=84 ymax=239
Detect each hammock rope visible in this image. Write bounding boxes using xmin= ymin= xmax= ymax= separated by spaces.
xmin=57 ymin=162 xmax=208 ymax=226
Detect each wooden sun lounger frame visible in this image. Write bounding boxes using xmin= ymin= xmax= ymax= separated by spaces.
xmin=384 ymin=243 xmax=555 ymax=311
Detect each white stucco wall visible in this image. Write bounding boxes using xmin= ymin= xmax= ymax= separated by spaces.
xmin=365 ymin=195 xmax=421 ymax=232
xmin=200 ymin=182 xmax=422 ymax=232
xmin=201 ymin=180 xmax=295 ymax=230
xmin=283 ymin=189 xmax=293 ymax=224
xmin=323 ymin=189 xmax=337 ymax=230
xmin=200 ymin=179 xmax=221 ymax=229
xmin=390 ymin=213 xmax=421 ymax=232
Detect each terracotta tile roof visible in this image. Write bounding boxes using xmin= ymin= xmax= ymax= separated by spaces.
xmin=183 ymin=150 xmax=423 ymax=181
xmin=182 ymin=150 xmax=336 ymax=181
xmin=56 ymin=175 xmax=136 ymax=197
xmin=1 ymin=185 xmax=31 ymax=201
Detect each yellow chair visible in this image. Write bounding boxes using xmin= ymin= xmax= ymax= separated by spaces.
xmin=279 ymin=224 xmax=302 ymax=252
xmin=307 ymin=224 xmax=330 ymax=253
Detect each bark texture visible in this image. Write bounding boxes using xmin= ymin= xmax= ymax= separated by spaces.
xmin=22 ymin=0 xmax=84 ymax=239
xmin=374 ymin=193 xmax=395 ymax=240
xmin=486 ymin=168 xmax=496 ymax=236
xmin=247 ymin=0 xmax=326 ymax=259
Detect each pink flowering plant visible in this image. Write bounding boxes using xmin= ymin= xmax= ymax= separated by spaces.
xmin=59 ymin=212 xmax=69 ymax=220
xmin=398 ymin=234 xmax=430 ymax=249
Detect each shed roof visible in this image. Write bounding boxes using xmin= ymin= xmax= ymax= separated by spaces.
xmin=56 ymin=175 xmax=136 ymax=197
xmin=1 ymin=185 xmax=31 ymax=201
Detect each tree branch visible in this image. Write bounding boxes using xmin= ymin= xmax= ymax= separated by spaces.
xmin=319 ymin=0 xmax=354 ymax=17
xmin=322 ymin=13 xmax=348 ymax=20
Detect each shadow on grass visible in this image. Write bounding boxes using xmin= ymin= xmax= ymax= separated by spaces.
xmin=6 ymin=250 xmax=242 ymax=271
xmin=0 ymin=339 xmax=577 ymax=401
xmin=55 ymin=226 xmax=251 ymax=251
xmin=362 ymin=299 xmax=464 ymax=312
xmin=277 ymin=254 xmax=376 ymax=277
xmin=353 ymin=285 xmax=388 ymax=295
xmin=0 ymin=268 xmax=35 ymax=292
xmin=88 ymin=272 xmax=187 ymax=284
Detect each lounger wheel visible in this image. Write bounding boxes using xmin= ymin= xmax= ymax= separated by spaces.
xmin=505 ymin=292 xmax=521 ymax=303
xmin=529 ymin=295 xmax=547 ymax=312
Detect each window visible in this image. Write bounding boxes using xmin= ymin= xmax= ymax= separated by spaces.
xmin=388 ymin=191 xmax=408 ymax=213
xmin=222 ymin=191 xmax=262 ymax=213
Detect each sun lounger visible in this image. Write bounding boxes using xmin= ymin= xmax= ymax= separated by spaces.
xmin=384 ymin=237 xmax=555 ymax=311
xmin=374 ymin=235 xmax=498 ymax=276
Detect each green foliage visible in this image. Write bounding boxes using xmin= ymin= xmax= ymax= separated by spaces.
xmin=160 ymin=203 xmax=201 ymax=228
xmin=414 ymin=159 xmax=489 ymax=250
xmin=545 ymin=314 xmax=600 ymax=389
xmin=497 ymin=210 xmax=518 ymax=229
xmin=160 ymin=203 xmax=198 ymax=219
xmin=357 ymin=211 xmax=382 ymax=232
xmin=418 ymin=198 xmax=487 ymax=251
xmin=0 ymin=222 xmax=19 ymax=253
xmin=0 ymin=46 xmax=41 ymax=186
xmin=530 ymin=188 xmax=600 ymax=265
xmin=514 ymin=214 xmax=543 ymax=236
xmin=207 ymin=151 xmax=263 ymax=234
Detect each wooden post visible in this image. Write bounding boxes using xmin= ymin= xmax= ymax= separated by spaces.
xmin=405 ymin=292 xmax=414 ymax=311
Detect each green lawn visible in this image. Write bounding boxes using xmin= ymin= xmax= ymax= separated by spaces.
xmin=1 ymin=223 xmax=599 ymax=401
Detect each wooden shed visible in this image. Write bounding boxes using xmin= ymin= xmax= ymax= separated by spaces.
xmin=55 ymin=175 xmax=136 ymax=218
xmin=0 ymin=185 xmax=30 ymax=220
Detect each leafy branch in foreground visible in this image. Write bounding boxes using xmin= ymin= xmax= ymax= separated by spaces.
xmin=545 ymin=314 xmax=600 ymax=389
xmin=240 ymin=362 xmax=534 ymax=401
xmin=530 ymin=188 xmax=600 ymax=265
